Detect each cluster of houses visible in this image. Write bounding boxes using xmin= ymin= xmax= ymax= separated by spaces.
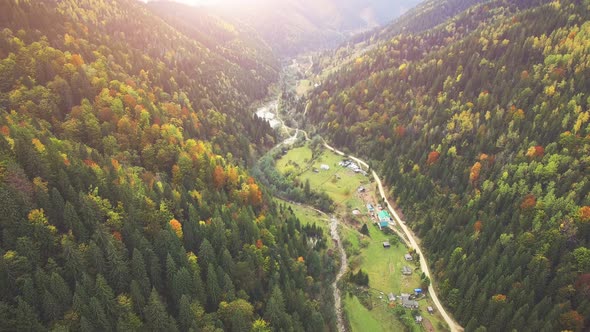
xmin=383 ymin=290 xmax=434 ymax=324
xmin=382 ymin=290 xmax=434 ymax=323
xmin=338 ymin=159 xmax=368 ymax=176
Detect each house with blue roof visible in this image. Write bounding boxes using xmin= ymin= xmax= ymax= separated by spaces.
xmin=378 ymin=210 xmax=392 ymax=226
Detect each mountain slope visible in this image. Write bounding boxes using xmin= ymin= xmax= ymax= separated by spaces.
xmin=208 ymin=0 xmax=422 ymax=56
xmin=0 ymin=0 xmax=335 ymax=330
xmin=146 ymin=0 xmax=279 ymax=81
xmin=305 ymin=0 xmax=590 ymax=330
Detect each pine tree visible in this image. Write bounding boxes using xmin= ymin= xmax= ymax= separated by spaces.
xmin=264 ymin=286 xmax=288 ymax=330
xmin=172 ymin=267 xmax=193 ymax=304
xmin=206 ymin=263 xmax=221 ymax=311
xmin=131 ymin=249 xmax=151 ymax=298
xmin=177 ymin=295 xmax=197 ymax=331
xmin=218 ymin=299 xmax=254 ymax=332
xmin=129 ymin=280 xmax=146 ymax=318
xmin=144 ymin=288 xmax=178 ymax=332
xmin=14 ymin=297 xmax=43 ymax=331
xmin=360 ymin=223 xmax=369 ymax=235
xmin=89 ymin=296 xmax=111 ymax=331
xmin=198 ymin=239 xmax=215 ymax=276
xmin=95 ymin=274 xmax=117 ymax=321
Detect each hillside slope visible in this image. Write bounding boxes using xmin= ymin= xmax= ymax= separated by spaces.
xmin=0 ymin=0 xmax=335 ymax=330
xmin=306 ymin=0 xmax=590 ymax=330
xmin=209 ymin=0 xmax=422 ymax=56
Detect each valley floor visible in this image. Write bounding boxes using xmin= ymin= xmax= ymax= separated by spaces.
xmin=255 ymin=54 xmax=461 ymax=332
xmin=274 ymin=142 xmax=451 ymax=332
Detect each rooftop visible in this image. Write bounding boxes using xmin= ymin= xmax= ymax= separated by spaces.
xmin=378 ymin=210 xmax=391 ymax=221
xmin=402 ymin=266 xmax=412 ymax=275
xmin=402 ymin=297 xmax=419 ymax=309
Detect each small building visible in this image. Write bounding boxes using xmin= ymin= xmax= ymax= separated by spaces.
xmin=388 ymin=293 xmax=396 ymax=302
xmin=366 ymin=204 xmax=374 ymax=212
xmin=403 ymin=299 xmax=419 ymax=309
xmin=427 ymin=306 xmax=434 ymax=314
xmin=312 ymin=168 xmax=319 ymax=173
xmin=402 ymin=266 xmax=412 ymax=275
xmin=404 ymin=253 xmax=413 ymax=261
xmin=357 ymin=186 xmax=366 ymax=193
xmin=379 ymin=220 xmax=389 ymax=228
xmin=401 ymin=293 xmax=419 ymax=309
xmin=415 ymin=315 xmax=423 ymax=323
xmin=414 ymin=288 xmax=423 ymax=295
xmin=383 ymin=241 xmax=391 ymax=248
xmin=378 ymin=210 xmax=392 ymax=223
xmin=320 ymin=164 xmax=330 ymax=170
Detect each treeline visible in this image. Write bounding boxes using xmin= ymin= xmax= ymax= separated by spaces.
xmin=348 ymin=269 xmax=369 ymax=287
xmin=0 ymin=0 xmax=337 ymax=331
xmin=305 ymin=0 xmax=590 ymax=330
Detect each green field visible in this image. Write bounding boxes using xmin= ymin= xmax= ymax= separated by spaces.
xmin=276 ymin=145 xmax=313 ymax=175
xmin=295 ymin=79 xmax=312 ymax=96
xmin=354 ymin=227 xmax=421 ymax=293
xmin=298 ymin=151 xmax=369 ymax=204
xmin=276 ymin=143 xmax=370 ymax=205
xmin=340 ymin=224 xmax=361 ymax=257
xmin=344 ymin=295 xmax=384 ymax=332
xmin=344 ymin=293 xmax=405 ymax=332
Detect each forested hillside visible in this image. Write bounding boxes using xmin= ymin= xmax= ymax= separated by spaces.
xmin=306 ymin=0 xmax=590 ymax=330
xmin=0 ymin=0 xmax=335 ymax=330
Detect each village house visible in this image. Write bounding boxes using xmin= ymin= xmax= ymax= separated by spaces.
xmin=382 ymin=241 xmax=391 ymax=248
xmin=404 ymin=253 xmax=413 ymax=261
xmin=401 ymin=293 xmax=419 ymax=309
xmin=378 ymin=210 xmax=392 ymax=228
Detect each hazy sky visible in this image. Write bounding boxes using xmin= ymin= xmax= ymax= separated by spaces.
xmin=142 ymin=0 xmax=226 ymax=5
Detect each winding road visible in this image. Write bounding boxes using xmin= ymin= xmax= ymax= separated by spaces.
xmin=323 ymin=143 xmax=463 ymax=332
